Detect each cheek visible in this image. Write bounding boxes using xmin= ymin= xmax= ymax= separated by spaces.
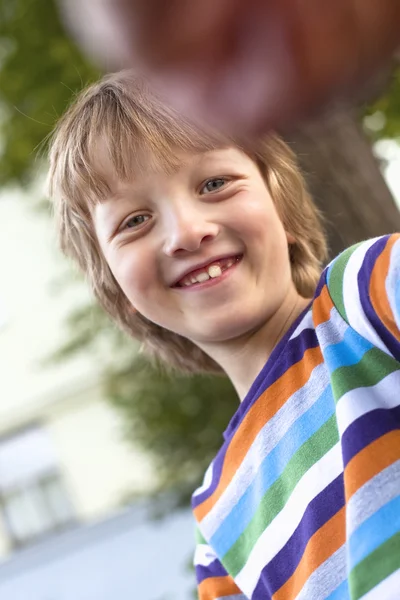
xmin=232 ymin=192 xmax=285 ymax=244
xmin=108 ymin=248 xmax=153 ymax=304
xmin=236 ymin=194 xmax=291 ymax=277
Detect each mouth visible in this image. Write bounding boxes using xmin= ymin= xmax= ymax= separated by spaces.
xmin=174 ymin=255 xmax=242 ymax=289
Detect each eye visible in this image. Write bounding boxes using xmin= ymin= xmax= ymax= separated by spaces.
xmin=200 ymin=177 xmax=228 ymax=194
xmin=123 ymin=214 xmax=151 ymax=230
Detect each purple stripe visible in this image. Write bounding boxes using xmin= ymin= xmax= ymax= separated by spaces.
xmin=251 ymin=474 xmax=345 ymax=599
xmin=342 ymin=406 xmax=400 ymax=467
xmin=358 ymin=236 xmax=400 ymax=360
xmin=192 ymin=436 xmax=230 ymax=509
xmin=195 ymin=559 xmax=228 ymax=585
xmin=314 ymin=268 xmax=328 ymax=298
xmin=192 ymin=326 xmax=318 ymax=509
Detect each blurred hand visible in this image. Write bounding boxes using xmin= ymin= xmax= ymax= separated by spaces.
xmin=60 ymin=0 xmax=400 ymax=135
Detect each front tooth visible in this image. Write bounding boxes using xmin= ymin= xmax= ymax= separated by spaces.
xmin=208 ymin=265 xmax=222 ymax=278
xmin=196 ymin=272 xmax=210 ymax=283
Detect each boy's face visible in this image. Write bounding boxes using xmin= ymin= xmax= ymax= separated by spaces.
xmin=93 ymin=147 xmax=296 ymax=350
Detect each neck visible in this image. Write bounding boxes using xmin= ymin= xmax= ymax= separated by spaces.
xmin=200 ymin=291 xmax=310 ymax=401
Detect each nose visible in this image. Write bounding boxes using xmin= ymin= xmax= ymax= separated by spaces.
xmin=162 ymin=203 xmax=220 ymax=256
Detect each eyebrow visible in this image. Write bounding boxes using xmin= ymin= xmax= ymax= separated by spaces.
xmin=95 ymin=186 xmax=134 ymax=206
xmin=107 ymin=190 xmax=128 ymax=203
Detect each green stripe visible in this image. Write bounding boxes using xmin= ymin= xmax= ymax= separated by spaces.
xmin=349 ymin=530 xmax=400 ymax=600
xmin=331 ymin=347 xmax=400 ymax=402
xmin=327 ymin=242 xmax=362 ymax=324
xmin=196 ymin=527 xmax=207 ymax=544
xmin=223 ymin=414 xmax=339 ymax=576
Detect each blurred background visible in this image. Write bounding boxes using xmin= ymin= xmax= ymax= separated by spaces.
xmin=0 ymin=2 xmax=400 ymax=599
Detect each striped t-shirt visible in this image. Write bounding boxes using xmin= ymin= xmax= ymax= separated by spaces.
xmin=192 ymin=234 xmax=400 ymax=600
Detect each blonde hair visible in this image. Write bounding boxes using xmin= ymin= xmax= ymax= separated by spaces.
xmin=48 ymin=71 xmax=327 ymax=373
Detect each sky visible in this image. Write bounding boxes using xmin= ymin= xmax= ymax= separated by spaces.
xmin=375 ymin=140 xmax=400 ymax=208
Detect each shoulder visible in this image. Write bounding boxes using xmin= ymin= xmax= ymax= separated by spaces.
xmin=326 ymin=234 xmax=400 ymax=356
xmin=327 ymin=235 xmax=400 ymax=304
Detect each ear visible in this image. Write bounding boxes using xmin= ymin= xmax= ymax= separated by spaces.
xmin=286 ymin=231 xmax=296 ymax=245
xmin=127 ymin=303 xmax=137 ymax=314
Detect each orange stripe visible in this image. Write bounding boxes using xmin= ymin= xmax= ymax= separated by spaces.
xmin=194 ymin=345 xmax=324 ymax=521
xmin=369 ymin=234 xmax=400 ymax=342
xmin=198 ymin=575 xmax=242 ymax=600
xmin=313 ymin=284 xmax=334 ymax=327
xmin=345 ymin=430 xmax=400 ymax=500
xmin=273 ymin=506 xmax=346 ymax=600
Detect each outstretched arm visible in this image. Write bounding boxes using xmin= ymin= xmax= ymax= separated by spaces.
xmin=60 ymin=0 xmax=400 ymax=135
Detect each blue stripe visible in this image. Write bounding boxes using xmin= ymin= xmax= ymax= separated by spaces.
xmin=323 ymin=327 xmax=373 ymax=373
xmin=348 ymin=493 xmax=400 ymax=569
xmin=210 ymin=384 xmax=334 ymax=555
xmin=325 ymin=579 xmax=350 ymax=600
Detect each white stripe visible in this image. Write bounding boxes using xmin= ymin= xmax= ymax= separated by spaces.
xmin=201 ymin=362 xmax=330 ymax=537
xmin=193 ymin=461 xmax=214 ymax=497
xmin=385 ymin=236 xmax=400 ymax=331
xmin=290 ymin=309 xmax=313 ymax=340
xmin=236 ymin=443 xmax=343 ymax=598
xmin=342 ymin=238 xmax=390 ymax=355
xmin=316 ymin=305 xmax=349 ymax=352
xmin=335 ymin=369 xmax=400 ymax=435
xmin=360 ymin=568 xmax=400 ymax=600
xmin=294 ymin=545 xmax=347 ymax=600
xmin=194 ymin=543 xmax=217 ymax=567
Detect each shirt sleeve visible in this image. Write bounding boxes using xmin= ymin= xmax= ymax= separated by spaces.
xmin=194 ymin=530 xmax=248 ymax=600
xmin=327 ymin=233 xmax=400 ymax=360
xmin=327 ymin=234 xmax=400 ymax=599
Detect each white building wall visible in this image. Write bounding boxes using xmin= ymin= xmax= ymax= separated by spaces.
xmin=0 ymin=188 xmax=99 ymax=425
xmin=47 ymin=392 xmax=155 ymax=519
xmin=0 ymin=185 xmax=155 ymax=558
xmin=0 ymin=521 xmax=10 ymax=558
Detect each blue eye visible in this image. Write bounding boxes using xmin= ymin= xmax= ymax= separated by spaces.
xmin=124 ymin=214 xmax=150 ymax=229
xmin=201 ymin=178 xmax=227 ymax=194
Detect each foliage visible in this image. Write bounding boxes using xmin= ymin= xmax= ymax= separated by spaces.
xmin=364 ymin=67 xmax=400 ymax=140
xmin=0 ymin=0 xmax=99 ymax=186
xmin=106 ymin=355 xmax=238 ymax=503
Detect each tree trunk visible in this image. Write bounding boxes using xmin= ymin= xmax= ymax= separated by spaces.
xmin=286 ymin=110 xmax=400 ymax=260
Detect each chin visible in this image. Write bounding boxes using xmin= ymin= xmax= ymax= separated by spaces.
xmin=191 ymin=315 xmax=263 ymax=345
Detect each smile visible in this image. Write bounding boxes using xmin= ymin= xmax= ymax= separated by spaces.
xmin=175 ymin=255 xmax=242 ymax=288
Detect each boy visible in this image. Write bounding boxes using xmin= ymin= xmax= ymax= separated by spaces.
xmin=48 ymin=71 xmax=400 ymax=600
